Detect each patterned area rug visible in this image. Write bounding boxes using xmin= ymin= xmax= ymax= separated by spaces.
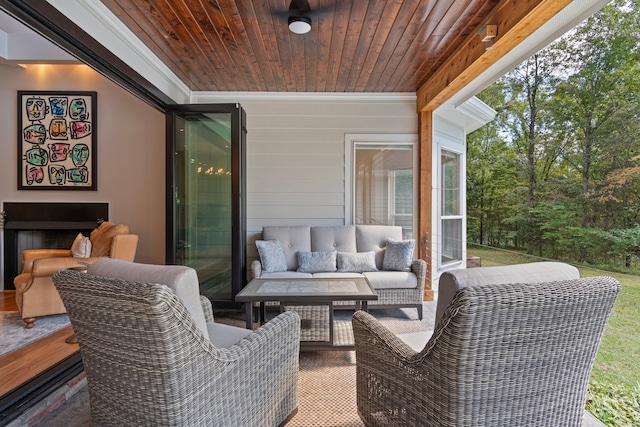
xmin=0 ymin=311 xmax=70 ymax=357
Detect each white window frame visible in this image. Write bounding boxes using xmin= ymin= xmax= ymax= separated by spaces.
xmin=344 ymin=134 xmax=418 ymax=233
xmin=435 ymin=141 xmax=466 ymax=272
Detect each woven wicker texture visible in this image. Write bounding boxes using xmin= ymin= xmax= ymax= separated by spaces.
xmin=352 ymin=277 xmax=621 ymax=427
xmin=289 ymin=318 xmax=428 ymax=427
xmin=53 ymin=270 xmax=300 ymax=427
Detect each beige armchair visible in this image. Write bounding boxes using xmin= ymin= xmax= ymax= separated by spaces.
xmin=13 ymin=222 xmax=138 ymax=328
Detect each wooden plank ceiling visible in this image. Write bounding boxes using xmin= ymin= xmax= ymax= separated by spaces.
xmin=100 ymin=0 xmax=501 ymax=93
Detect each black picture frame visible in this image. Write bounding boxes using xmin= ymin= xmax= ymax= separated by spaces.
xmin=17 ymin=90 xmax=97 ymax=190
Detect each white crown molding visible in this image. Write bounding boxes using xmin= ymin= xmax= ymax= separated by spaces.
xmin=45 ymin=0 xmax=191 ymax=103
xmin=190 ymin=91 xmax=417 ymax=104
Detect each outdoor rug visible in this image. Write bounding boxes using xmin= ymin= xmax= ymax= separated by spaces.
xmin=288 ymin=316 xmax=430 ymax=427
xmin=0 ymin=311 xmax=70 ymax=357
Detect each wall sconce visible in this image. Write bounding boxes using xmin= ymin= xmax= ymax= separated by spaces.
xmin=479 ymin=24 xmax=497 ymax=50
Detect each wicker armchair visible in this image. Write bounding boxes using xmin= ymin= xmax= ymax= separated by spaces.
xmin=352 ymin=276 xmax=620 ymax=427
xmin=53 ymin=267 xmax=300 ymax=427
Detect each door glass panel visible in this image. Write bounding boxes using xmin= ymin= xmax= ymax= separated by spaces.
xmin=174 ymin=112 xmax=232 ymax=301
xmin=354 ymin=143 xmax=414 ymax=238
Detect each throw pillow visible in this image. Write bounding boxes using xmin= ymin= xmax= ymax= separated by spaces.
xmin=337 ymin=251 xmax=378 ymax=273
xmin=382 ymin=238 xmax=416 ymax=271
xmin=90 ymin=222 xmax=130 ymax=257
xmin=70 ymin=232 xmax=92 ymax=258
xmin=297 ymin=250 xmax=337 ymax=273
xmin=256 ymin=240 xmax=288 ymax=273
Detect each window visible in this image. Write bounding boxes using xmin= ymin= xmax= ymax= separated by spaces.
xmin=440 ymin=149 xmax=463 ymax=265
xmin=346 ymin=135 xmax=416 ymax=239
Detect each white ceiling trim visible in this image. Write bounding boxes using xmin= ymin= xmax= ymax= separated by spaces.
xmin=190 ymin=91 xmax=417 ymax=104
xmin=45 ymin=0 xmax=191 ymax=104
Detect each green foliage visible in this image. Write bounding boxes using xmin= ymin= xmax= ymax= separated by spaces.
xmin=587 ymin=380 xmax=640 ymax=426
xmin=469 ymin=0 xmax=640 ymax=269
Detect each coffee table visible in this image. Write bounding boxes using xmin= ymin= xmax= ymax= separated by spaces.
xmin=235 ymin=277 xmax=377 ymax=350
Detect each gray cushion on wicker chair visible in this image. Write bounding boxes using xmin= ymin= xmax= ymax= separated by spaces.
xmin=435 ymin=261 xmax=580 ymax=328
xmin=352 ymin=275 xmax=620 ymax=427
xmin=53 ymin=268 xmax=300 ymax=427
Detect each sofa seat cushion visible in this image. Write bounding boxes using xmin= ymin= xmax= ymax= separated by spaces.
xmin=207 ymin=321 xmax=252 ymax=349
xmin=312 ymin=272 xmax=364 ymax=279
xmin=261 ymin=271 xmax=313 ymax=279
xmin=363 ymin=271 xmax=418 ymax=289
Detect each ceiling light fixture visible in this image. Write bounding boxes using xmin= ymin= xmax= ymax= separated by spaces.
xmin=288 ymin=16 xmax=311 ymax=34
xmin=479 ymin=24 xmax=498 ymax=51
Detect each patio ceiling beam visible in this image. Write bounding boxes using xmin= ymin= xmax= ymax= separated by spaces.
xmin=416 ymin=0 xmax=573 ymax=112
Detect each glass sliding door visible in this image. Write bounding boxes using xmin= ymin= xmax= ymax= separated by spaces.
xmin=166 ymin=104 xmax=246 ymax=306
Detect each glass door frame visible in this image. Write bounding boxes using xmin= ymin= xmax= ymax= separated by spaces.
xmin=165 ymin=103 xmax=246 ymax=306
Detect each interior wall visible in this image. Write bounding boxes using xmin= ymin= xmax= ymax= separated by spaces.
xmin=0 ymin=63 xmax=165 ymax=289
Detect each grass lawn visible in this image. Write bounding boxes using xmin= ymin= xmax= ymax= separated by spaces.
xmin=467 ymin=245 xmax=640 ymax=425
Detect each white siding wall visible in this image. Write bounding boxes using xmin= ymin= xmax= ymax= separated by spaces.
xmin=194 ymin=94 xmax=418 ymax=265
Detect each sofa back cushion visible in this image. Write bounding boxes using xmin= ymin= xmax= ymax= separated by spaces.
xmin=87 ymin=259 xmax=208 ymax=337
xmin=311 ymin=225 xmax=357 ymax=253
xmin=356 ymin=225 xmax=403 ymax=270
xmin=263 ymin=226 xmax=311 ymax=271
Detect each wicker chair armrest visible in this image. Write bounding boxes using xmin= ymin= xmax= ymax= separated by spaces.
xmin=200 ymin=295 xmax=214 ymax=322
xmin=411 ymin=258 xmax=427 ymax=292
xmin=250 ymin=259 xmax=262 ymax=279
xmin=194 ymin=311 xmax=300 ymax=424
xmin=352 ymin=310 xmax=418 ymax=361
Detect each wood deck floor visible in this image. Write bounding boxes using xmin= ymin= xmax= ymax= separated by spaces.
xmin=0 ymin=291 xmax=80 ymax=396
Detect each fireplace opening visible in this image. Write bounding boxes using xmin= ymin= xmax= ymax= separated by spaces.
xmin=3 ymin=202 xmax=109 ymax=290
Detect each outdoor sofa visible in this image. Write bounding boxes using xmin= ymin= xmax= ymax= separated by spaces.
xmin=251 ymin=225 xmax=427 ymax=319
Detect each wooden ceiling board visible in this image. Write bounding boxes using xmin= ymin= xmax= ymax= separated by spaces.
xmin=98 ymin=0 xmax=552 ymax=99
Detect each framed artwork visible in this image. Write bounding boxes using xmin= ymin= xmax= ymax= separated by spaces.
xmin=18 ymin=91 xmax=97 ymax=190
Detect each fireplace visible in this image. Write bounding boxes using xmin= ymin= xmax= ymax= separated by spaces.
xmin=2 ymin=202 xmax=109 ymax=290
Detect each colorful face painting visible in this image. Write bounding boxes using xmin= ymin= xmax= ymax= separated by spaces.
xmin=69 ymin=98 xmax=88 ymax=120
xmin=26 ymin=97 xmax=47 ymax=121
xmin=49 ymin=119 xmax=68 ymax=140
xmin=26 ymin=165 xmax=44 ymax=185
xmin=70 ymin=121 xmax=91 ymax=139
xmin=67 ymin=166 xmax=88 ymax=183
xmin=25 ymin=147 xmax=48 ymax=166
xmin=49 ymin=143 xmax=70 ymax=162
xmin=49 ymin=97 xmax=68 ymax=117
xmin=23 ymin=124 xmax=47 ymax=144
xmin=49 ymin=165 xmax=66 ymax=185
xmin=19 ymin=92 xmax=96 ymax=190
xmin=71 ymin=144 xmax=89 ymax=167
